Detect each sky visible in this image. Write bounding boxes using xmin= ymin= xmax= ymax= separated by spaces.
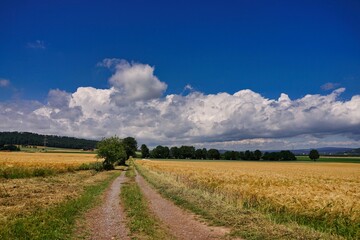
xmin=0 ymin=0 xmax=359 ymax=150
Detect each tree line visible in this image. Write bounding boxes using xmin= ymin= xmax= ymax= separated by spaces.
xmin=0 ymin=132 xmax=98 ymax=150
xmin=140 ymin=144 xmax=297 ymax=161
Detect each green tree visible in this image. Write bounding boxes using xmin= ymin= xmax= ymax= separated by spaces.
xmin=223 ymin=151 xmax=239 ymax=160
xmin=244 ymin=150 xmax=255 ymax=160
xmin=254 ymin=150 xmax=262 ymax=160
xmin=163 ymin=146 xmax=170 ymax=158
xmin=150 ymin=145 xmax=170 ymax=158
xmin=140 ymin=144 xmax=150 ymax=158
xmin=208 ymin=149 xmax=220 ymax=160
xmin=96 ymin=136 xmax=127 ymax=169
xmin=170 ymin=146 xmax=180 ymax=159
xmin=309 ymin=149 xmax=319 ymax=161
xmin=123 ymin=137 xmax=138 ymax=159
xmin=280 ymin=150 xmax=296 ymax=161
xmin=179 ymin=146 xmax=195 ymax=159
xmin=201 ymin=148 xmax=208 ymax=159
xmin=195 ymin=149 xmax=203 ymax=159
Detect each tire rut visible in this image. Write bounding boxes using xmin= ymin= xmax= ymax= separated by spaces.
xmin=135 ymin=169 xmax=232 ymax=240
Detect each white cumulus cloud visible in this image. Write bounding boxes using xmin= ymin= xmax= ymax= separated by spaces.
xmin=98 ymin=59 xmax=167 ymax=104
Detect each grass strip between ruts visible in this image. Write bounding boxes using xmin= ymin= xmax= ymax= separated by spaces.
xmin=121 ymin=161 xmax=172 ymax=239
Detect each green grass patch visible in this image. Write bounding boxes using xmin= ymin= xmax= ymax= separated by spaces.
xmin=121 ymin=162 xmax=171 ymax=239
xmin=296 ymin=155 xmax=360 ymax=163
xmin=0 ymin=171 xmax=119 ymax=239
xmin=0 ymin=166 xmax=58 ymax=179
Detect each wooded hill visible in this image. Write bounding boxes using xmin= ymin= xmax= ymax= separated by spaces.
xmin=0 ymin=132 xmax=98 ymax=150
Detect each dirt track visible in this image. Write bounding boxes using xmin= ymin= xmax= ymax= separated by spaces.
xmin=135 ymin=170 xmax=231 ymax=240
xmin=76 ymin=171 xmax=130 ymax=240
xmin=75 ymin=169 xmax=235 ymax=239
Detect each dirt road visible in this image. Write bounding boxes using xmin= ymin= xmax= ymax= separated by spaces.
xmin=135 ymin=170 xmax=231 ymax=240
xmin=75 ymin=168 xmax=235 ymax=239
xmin=76 ymin=171 xmax=130 ymax=240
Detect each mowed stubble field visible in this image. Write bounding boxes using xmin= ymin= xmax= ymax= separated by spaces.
xmin=136 ymin=160 xmax=360 ymax=239
xmin=0 ymin=151 xmax=117 ymax=239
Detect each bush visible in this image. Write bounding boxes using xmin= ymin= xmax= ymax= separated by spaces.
xmin=1 ymin=145 xmax=20 ymax=151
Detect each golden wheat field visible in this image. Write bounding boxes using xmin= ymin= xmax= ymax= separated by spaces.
xmin=0 ymin=152 xmax=99 ymax=169
xmin=136 ymin=160 xmax=360 ymax=226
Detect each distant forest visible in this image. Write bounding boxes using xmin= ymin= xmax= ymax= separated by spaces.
xmin=0 ymin=132 xmax=98 ymax=150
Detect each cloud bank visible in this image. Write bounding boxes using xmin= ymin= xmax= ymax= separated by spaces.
xmin=0 ymin=59 xmax=359 ymax=149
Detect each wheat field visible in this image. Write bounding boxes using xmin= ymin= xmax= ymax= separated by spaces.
xmin=0 ymin=152 xmax=98 ymax=168
xmin=0 ymin=152 xmax=100 ymax=178
xmin=136 ymin=160 xmax=360 ymax=238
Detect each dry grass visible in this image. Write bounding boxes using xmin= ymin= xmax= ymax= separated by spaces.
xmin=136 ymin=160 xmax=360 ymax=238
xmin=0 ymin=152 xmax=109 ymax=225
xmin=0 ymin=170 xmax=114 ymax=224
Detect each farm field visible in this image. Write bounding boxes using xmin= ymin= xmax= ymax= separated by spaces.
xmin=20 ymin=146 xmax=96 ymax=153
xmin=0 ymin=151 xmax=119 ymax=239
xmin=0 ymin=152 xmax=100 ymax=178
xmin=136 ymin=160 xmax=360 ymax=239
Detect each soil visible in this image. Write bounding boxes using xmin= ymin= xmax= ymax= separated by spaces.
xmin=135 ymin=170 xmax=233 ymax=240
xmin=75 ymin=171 xmax=130 ymax=240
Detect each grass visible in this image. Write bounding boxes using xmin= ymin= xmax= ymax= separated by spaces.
xmin=0 ymin=171 xmax=119 ymax=240
xmin=296 ymin=155 xmax=360 ymax=163
xmin=121 ymin=161 xmax=172 ymax=239
xmin=135 ymin=160 xmax=358 ymax=239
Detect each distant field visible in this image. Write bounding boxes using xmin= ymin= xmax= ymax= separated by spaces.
xmin=136 ymin=160 xmax=360 ymax=239
xmin=297 ymin=155 xmax=360 ymax=163
xmin=20 ymin=146 xmax=96 ymax=154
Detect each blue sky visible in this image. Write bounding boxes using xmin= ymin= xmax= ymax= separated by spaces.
xmin=0 ymin=0 xmax=359 ymax=150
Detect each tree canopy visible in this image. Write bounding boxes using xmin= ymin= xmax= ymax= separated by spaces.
xmin=123 ymin=137 xmax=138 ymax=159
xmin=141 ymin=144 xmax=150 ymax=158
xmin=208 ymin=149 xmax=221 ymax=160
xmin=150 ymin=145 xmax=170 ymax=159
xmin=309 ymin=149 xmax=320 ymax=161
xmin=96 ymin=136 xmax=127 ymax=169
